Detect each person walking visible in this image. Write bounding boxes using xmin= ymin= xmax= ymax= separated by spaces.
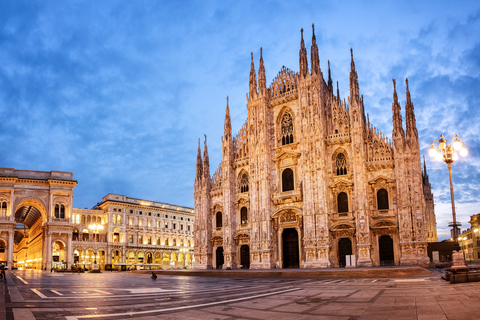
xmin=1 ymin=266 xmax=6 ymax=282
xmin=151 ymin=271 xmax=157 ymax=281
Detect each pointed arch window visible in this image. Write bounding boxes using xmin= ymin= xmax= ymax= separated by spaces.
xmin=54 ymin=204 xmax=59 ymax=219
xmin=282 ymin=168 xmax=294 ymax=192
xmin=377 ymin=189 xmax=389 ymax=210
xmin=337 ymin=192 xmax=348 ymax=213
xmin=240 ymin=172 xmax=249 ymax=193
xmin=240 ymin=207 xmax=248 ymax=225
xmin=281 ymin=113 xmax=294 ymax=145
xmin=336 ymin=153 xmax=347 ymax=175
xmin=216 ymin=212 xmax=223 ymax=228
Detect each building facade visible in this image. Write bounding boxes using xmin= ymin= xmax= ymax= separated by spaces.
xmin=0 ymin=168 xmax=194 ymax=270
xmin=194 ymin=26 xmax=437 ymax=270
xmin=459 ymin=213 xmax=480 ymax=263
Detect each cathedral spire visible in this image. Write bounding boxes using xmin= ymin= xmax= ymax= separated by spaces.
xmin=392 ymin=78 xmax=405 ymax=141
xmin=196 ymin=138 xmax=203 ymax=179
xmin=337 ymin=81 xmax=340 ymax=100
xmin=203 ymin=135 xmax=210 ymax=180
xmin=224 ymin=96 xmax=232 ymax=138
xmin=405 ymin=77 xmax=418 ymax=140
xmin=299 ymin=28 xmax=309 ymax=78
xmin=349 ymin=48 xmax=359 ymax=99
xmin=310 ymin=23 xmax=320 ymax=76
xmin=327 ymin=60 xmax=333 ymax=93
xmin=249 ymin=52 xmax=257 ymax=99
xmin=258 ymin=48 xmax=267 ymax=96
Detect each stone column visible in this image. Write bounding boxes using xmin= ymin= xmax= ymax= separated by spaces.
xmin=45 ymin=232 xmax=52 ymax=269
xmin=7 ymin=230 xmax=14 ymax=269
xmin=67 ymin=236 xmax=73 ymax=268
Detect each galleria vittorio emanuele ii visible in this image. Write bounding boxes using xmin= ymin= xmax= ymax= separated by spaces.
xmin=0 ymin=168 xmax=194 ymax=271
xmin=194 ymin=25 xmax=438 ymax=270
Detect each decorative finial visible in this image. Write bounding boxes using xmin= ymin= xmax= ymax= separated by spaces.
xmin=405 ymin=77 xmax=409 ymax=90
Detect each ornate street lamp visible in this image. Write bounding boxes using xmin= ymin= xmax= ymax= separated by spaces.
xmin=88 ymin=223 xmax=104 ymax=267
xmin=429 ymin=134 xmax=468 ymax=251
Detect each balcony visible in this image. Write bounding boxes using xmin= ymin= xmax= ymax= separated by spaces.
xmin=331 ymin=212 xmax=354 ymax=221
xmin=272 ymin=189 xmax=302 ymax=205
xmin=371 ymin=209 xmax=396 ymax=219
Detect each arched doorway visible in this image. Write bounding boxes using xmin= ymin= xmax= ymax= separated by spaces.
xmin=52 ymin=241 xmax=66 ymax=270
xmin=146 ymin=252 xmax=153 ymax=264
xmin=338 ymin=238 xmax=352 ymax=267
xmin=282 ymin=228 xmax=299 ymax=268
xmin=240 ymin=245 xmax=250 ymax=269
xmin=379 ymin=235 xmax=394 ymax=266
xmin=216 ymin=247 xmax=224 ymax=269
xmin=162 ymin=252 xmax=170 ymax=269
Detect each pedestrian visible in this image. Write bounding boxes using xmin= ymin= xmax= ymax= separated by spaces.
xmin=1 ymin=266 xmax=6 ymax=282
xmin=151 ymin=271 xmax=157 ymax=281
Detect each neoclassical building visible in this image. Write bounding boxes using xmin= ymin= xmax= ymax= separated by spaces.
xmin=194 ymin=25 xmax=437 ymax=270
xmin=0 ymin=168 xmax=194 ymax=270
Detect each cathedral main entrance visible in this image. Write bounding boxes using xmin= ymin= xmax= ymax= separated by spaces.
xmin=216 ymin=247 xmax=224 ymax=269
xmin=282 ymin=228 xmax=299 ymax=268
xmin=338 ymin=238 xmax=352 ymax=267
xmin=240 ymin=245 xmax=250 ymax=269
xmin=379 ymin=235 xmax=394 ymax=266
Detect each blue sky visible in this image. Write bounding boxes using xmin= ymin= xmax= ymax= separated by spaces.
xmin=0 ymin=1 xmax=479 ymax=240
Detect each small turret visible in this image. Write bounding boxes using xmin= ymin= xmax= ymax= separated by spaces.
xmin=196 ymin=138 xmax=203 ymax=180
xmin=224 ymin=96 xmax=232 ymax=139
xmin=299 ymin=28 xmax=309 ymax=78
xmin=327 ymin=60 xmax=333 ymax=93
xmin=258 ymin=48 xmax=267 ymax=96
xmin=203 ymin=135 xmax=210 ymax=181
xmin=310 ymin=23 xmax=320 ymax=76
xmin=249 ymin=52 xmax=257 ymax=99
xmin=405 ymin=78 xmax=418 ymax=142
xmin=392 ymin=78 xmax=405 ymax=142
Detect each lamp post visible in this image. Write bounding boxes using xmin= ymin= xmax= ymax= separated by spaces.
xmin=429 ymin=134 xmax=468 ymax=251
xmin=88 ymin=223 xmax=104 ymax=269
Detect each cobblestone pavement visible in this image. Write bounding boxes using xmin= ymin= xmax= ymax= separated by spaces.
xmin=1 ymin=269 xmax=480 ymax=319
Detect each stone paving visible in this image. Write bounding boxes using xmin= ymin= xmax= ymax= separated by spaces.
xmin=1 ymin=268 xmax=480 ymax=319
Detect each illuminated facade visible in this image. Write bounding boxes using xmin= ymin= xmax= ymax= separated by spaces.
xmin=458 ymin=213 xmax=480 ymax=263
xmin=194 ymin=25 xmax=437 ymax=269
xmin=0 ymin=168 xmax=194 ymax=270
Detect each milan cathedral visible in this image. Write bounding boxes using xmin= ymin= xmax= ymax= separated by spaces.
xmin=194 ymin=25 xmax=437 ymax=269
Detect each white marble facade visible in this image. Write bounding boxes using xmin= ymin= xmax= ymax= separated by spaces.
xmin=194 ymin=25 xmax=436 ymax=270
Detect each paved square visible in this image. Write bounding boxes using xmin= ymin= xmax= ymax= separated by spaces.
xmin=1 ymin=269 xmax=480 ymax=319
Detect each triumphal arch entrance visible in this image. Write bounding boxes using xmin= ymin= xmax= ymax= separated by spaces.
xmin=0 ymin=168 xmax=77 ymax=270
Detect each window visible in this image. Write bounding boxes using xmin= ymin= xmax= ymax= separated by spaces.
xmin=377 ymin=189 xmax=389 ymax=210
xmin=216 ymin=212 xmax=222 ymax=228
xmin=1 ymin=201 xmax=7 ymax=216
xmin=241 ymin=207 xmax=248 ymax=224
xmin=148 ymin=220 xmax=152 ymax=228
xmin=157 ymin=238 xmax=160 ymax=245
xmin=138 ymin=235 xmax=143 ymax=244
xmin=139 ymin=219 xmax=143 ymax=227
xmin=282 ymin=168 xmax=294 ymax=192
xmin=180 ymin=224 xmax=184 ymax=230
xmin=72 ymin=229 xmax=79 ymax=241
xmin=165 ymin=222 xmax=168 ymax=229
xmin=173 ymin=224 xmax=176 ymax=230
xmin=140 ymin=211 xmax=142 ymax=215
xmin=338 ymin=192 xmax=348 ymax=213
xmin=82 ymin=215 xmax=86 ymax=224
xmin=60 ymin=205 xmax=65 ymax=219
xmin=148 ymin=236 xmax=152 ymax=244
xmin=281 ymin=112 xmax=294 ymax=145
xmin=188 ymin=225 xmax=191 ymax=232
xmin=240 ymin=172 xmax=249 ymax=193
xmin=117 ymin=215 xmax=121 ymax=225
xmin=75 ymin=214 xmax=80 ymax=224
xmin=148 ymin=212 xmax=151 ymax=216
xmin=173 ymin=238 xmax=177 ymax=246
xmin=82 ymin=229 xmax=89 ymax=241
xmin=165 ymin=238 xmax=169 ymax=246
xmin=54 ymin=204 xmax=59 ymax=218
xmin=129 ymin=235 xmax=133 ymax=244
xmin=130 ymin=210 xmax=133 ymax=213
xmin=335 ymin=153 xmax=347 ymax=175
xmin=129 ymin=217 xmax=133 ymax=226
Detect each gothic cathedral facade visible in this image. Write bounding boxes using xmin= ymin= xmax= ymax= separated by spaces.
xmin=194 ymin=26 xmax=437 ymax=269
